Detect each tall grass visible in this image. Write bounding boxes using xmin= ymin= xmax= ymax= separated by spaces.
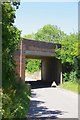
xmin=60 ymin=80 xmax=80 ymax=94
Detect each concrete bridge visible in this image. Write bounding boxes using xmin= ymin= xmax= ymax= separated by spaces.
xmin=14 ymin=39 xmax=62 ymax=85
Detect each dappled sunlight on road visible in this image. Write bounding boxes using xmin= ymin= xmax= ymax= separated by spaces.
xmin=28 ymin=89 xmax=65 ymax=119
xmin=27 ymin=87 xmax=78 ymax=119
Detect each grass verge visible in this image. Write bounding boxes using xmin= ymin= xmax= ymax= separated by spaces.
xmin=60 ymin=81 xmax=80 ymax=94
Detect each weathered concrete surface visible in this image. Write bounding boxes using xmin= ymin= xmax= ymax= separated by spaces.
xmin=41 ymin=58 xmax=62 ymax=85
xmin=28 ymin=87 xmax=78 ymax=119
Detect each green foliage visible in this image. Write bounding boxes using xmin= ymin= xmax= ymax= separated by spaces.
xmin=2 ymin=83 xmax=31 ymax=119
xmin=77 ymin=57 xmax=80 ymax=78
xmin=63 ymin=73 xmax=70 ymax=82
xmin=35 ymin=24 xmax=66 ymax=43
xmin=0 ymin=89 xmax=2 ymax=120
xmin=63 ymin=71 xmax=77 ymax=82
xmin=69 ymin=71 xmax=77 ymax=82
xmin=2 ymin=2 xmax=31 ymax=119
xmin=26 ymin=59 xmax=41 ymax=73
xmin=24 ymin=24 xmax=66 ymax=43
xmin=60 ymin=81 xmax=78 ymax=93
xmin=2 ymin=2 xmax=21 ymax=88
xmin=24 ymin=33 xmax=35 ymax=39
xmin=55 ymin=33 xmax=78 ymax=64
xmin=55 ymin=33 xmax=78 ymax=82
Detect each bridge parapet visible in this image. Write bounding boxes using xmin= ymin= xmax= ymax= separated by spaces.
xmin=22 ymin=39 xmax=61 ymax=53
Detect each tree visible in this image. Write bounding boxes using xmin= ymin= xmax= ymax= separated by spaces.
xmin=55 ymin=33 xmax=78 ymax=71
xmin=55 ymin=33 xmax=78 ymax=82
xmin=24 ymin=33 xmax=35 ymax=40
xmin=2 ymin=2 xmax=21 ymax=88
xmin=35 ymin=24 xmax=66 ymax=43
xmin=2 ymin=2 xmax=31 ymax=118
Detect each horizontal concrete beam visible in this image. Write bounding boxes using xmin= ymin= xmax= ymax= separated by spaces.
xmin=22 ymin=39 xmax=61 ymax=53
xmin=25 ymin=50 xmax=55 ymax=57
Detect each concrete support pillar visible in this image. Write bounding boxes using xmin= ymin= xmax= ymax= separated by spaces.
xmin=14 ymin=41 xmax=26 ymax=83
xmin=52 ymin=58 xmax=62 ymax=85
xmin=14 ymin=49 xmax=20 ymax=81
xmin=41 ymin=59 xmax=53 ymax=81
xmin=41 ymin=58 xmax=62 ymax=85
xmin=20 ymin=41 xmax=26 ymax=82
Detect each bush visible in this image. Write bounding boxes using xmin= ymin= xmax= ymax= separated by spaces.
xmin=63 ymin=71 xmax=77 ymax=82
xmin=63 ymin=72 xmax=70 ymax=82
xmin=2 ymin=2 xmax=31 ymax=119
xmin=2 ymin=83 xmax=31 ymax=119
xmin=69 ymin=71 xmax=77 ymax=82
xmin=0 ymin=88 xmax=2 ymax=120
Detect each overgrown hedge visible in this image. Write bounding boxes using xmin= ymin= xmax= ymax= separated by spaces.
xmin=2 ymin=83 xmax=31 ymax=119
xmin=2 ymin=2 xmax=31 ymax=119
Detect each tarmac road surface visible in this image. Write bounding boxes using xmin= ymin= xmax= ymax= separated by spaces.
xmin=27 ymin=87 xmax=78 ymax=119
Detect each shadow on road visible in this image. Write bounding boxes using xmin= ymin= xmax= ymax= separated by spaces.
xmin=25 ymin=80 xmax=52 ymax=89
xmin=28 ymin=100 xmax=64 ymax=119
xmin=27 ymin=90 xmax=65 ymax=119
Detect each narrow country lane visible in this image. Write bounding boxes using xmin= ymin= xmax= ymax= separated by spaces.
xmin=27 ymin=87 xmax=78 ymax=119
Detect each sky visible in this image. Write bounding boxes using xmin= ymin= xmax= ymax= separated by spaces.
xmin=14 ymin=1 xmax=78 ymax=37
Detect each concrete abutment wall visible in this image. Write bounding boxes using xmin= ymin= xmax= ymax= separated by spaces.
xmin=41 ymin=58 xmax=62 ymax=85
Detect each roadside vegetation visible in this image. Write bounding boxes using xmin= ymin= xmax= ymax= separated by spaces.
xmin=1 ymin=1 xmax=79 ymax=119
xmin=59 ymin=81 xmax=79 ymax=93
xmin=60 ymin=71 xmax=80 ymax=94
xmin=2 ymin=2 xmax=31 ymax=119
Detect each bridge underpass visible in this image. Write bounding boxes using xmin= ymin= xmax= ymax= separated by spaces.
xmin=14 ymin=39 xmax=78 ymax=119
xmin=14 ymin=39 xmax=62 ymax=86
